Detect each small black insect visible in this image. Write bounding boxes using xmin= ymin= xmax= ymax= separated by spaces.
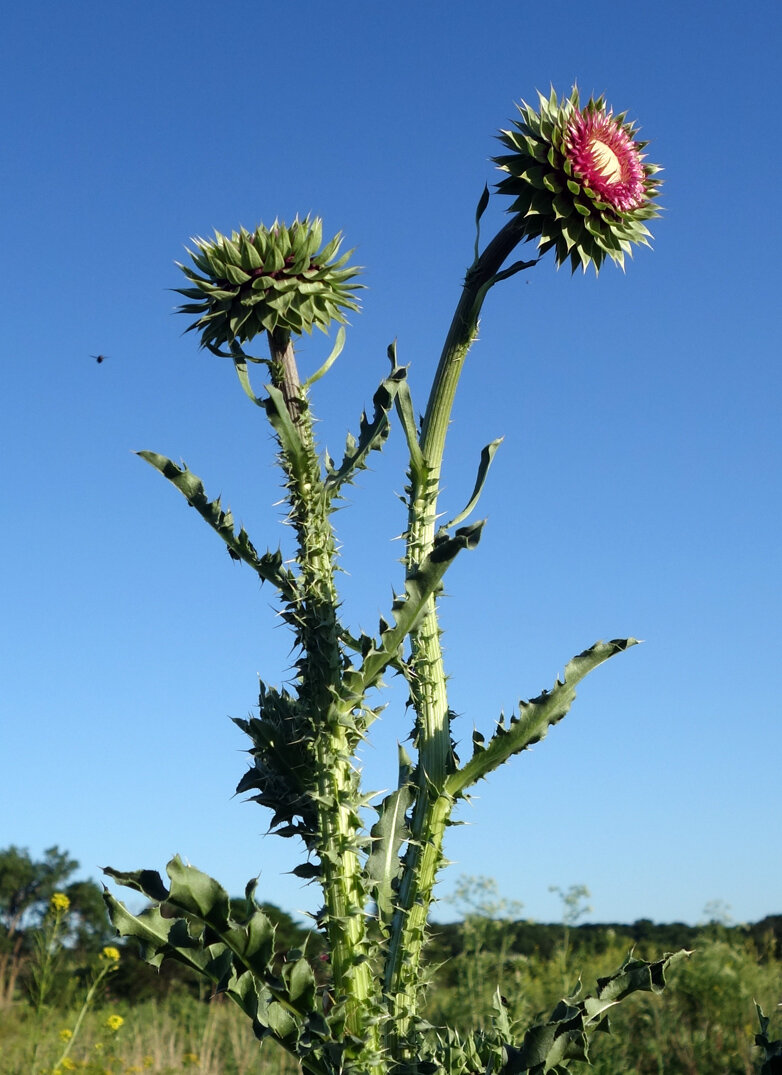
xmin=91 ymin=354 xmax=108 ymax=364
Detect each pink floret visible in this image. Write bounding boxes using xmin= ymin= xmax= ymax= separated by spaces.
xmin=565 ymin=110 xmax=647 ymax=212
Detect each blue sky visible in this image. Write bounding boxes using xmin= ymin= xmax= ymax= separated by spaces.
xmin=2 ymin=1 xmax=780 ymax=929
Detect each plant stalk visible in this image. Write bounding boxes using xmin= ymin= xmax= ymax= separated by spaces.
xmin=266 ymin=330 xmax=382 ymax=1063
xmin=385 ymin=215 xmax=531 ymax=1043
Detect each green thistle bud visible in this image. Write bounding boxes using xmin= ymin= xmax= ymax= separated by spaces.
xmin=175 ymin=217 xmax=362 ymax=351
xmin=495 ymin=86 xmax=662 ymax=273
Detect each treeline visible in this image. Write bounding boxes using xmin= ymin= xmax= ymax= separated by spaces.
xmin=428 ymin=913 xmax=782 ymax=964
xmin=2 ymin=844 xmax=780 ymax=1007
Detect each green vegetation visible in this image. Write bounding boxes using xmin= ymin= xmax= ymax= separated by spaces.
xmin=2 ymin=851 xmax=780 ymax=1074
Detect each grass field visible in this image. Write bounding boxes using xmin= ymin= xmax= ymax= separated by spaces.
xmin=2 ymin=926 xmax=780 ymax=1075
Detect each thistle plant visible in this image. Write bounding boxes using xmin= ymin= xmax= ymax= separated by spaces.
xmin=104 ymin=87 xmax=684 ymax=1075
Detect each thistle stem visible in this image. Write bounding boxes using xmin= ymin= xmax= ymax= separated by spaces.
xmin=266 ymin=330 xmax=381 ymax=1062
xmin=385 ymin=215 xmax=531 ymax=1043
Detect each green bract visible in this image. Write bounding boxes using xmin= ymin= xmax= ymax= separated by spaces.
xmin=495 ymin=86 xmax=662 ymax=273
xmin=176 ymin=217 xmax=362 ymax=350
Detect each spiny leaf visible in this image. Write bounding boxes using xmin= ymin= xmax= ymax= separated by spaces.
xmin=447 ymin=639 xmax=638 ymax=797
xmin=501 ymin=951 xmax=689 ymax=1074
xmin=137 ymin=452 xmax=298 ymax=601
xmin=755 ymin=1004 xmax=782 ymax=1073
xmin=346 ymin=521 xmax=485 ymax=700
xmin=263 ymin=385 xmax=309 ymax=484
xmin=166 ymin=855 xmax=231 ymax=928
xmin=324 ymin=362 xmax=408 ymax=494
xmin=103 ymin=861 xmax=317 ymax=1048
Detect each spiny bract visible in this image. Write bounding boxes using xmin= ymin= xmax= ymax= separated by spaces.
xmin=495 ymin=86 xmax=662 ymax=273
xmin=176 ymin=217 xmax=362 ymax=351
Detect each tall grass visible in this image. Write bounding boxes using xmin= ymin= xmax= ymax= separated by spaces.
xmin=1 ymin=930 xmax=779 ymax=1074
xmin=0 ymin=996 xmax=297 ymax=1075
xmin=424 ymin=930 xmax=782 ymax=1075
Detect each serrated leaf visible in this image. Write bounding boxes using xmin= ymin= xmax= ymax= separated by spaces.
xmin=291 ymin=862 xmax=321 ymax=880
xmin=324 ymin=362 xmax=407 ymax=494
xmin=283 ymin=957 xmax=317 ymax=1012
xmin=349 ymin=522 xmax=485 ymax=698
xmin=102 ymin=866 xmax=169 ymax=902
xmin=501 ymin=951 xmax=687 ymax=1074
xmin=136 ymin=452 xmax=298 ymax=601
xmin=263 ymin=384 xmax=309 ymax=485
xmin=166 ymin=856 xmax=231 ymax=929
xmin=447 ymin=639 xmax=638 ymax=797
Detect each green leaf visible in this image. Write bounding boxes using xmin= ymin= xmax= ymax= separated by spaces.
xmin=263 ymin=384 xmax=309 ymax=485
xmin=324 ymin=362 xmax=407 ymax=494
xmin=136 ymin=452 xmax=299 ymax=602
xmin=283 ymin=957 xmax=317 ymax=1013
xmin=103 ymin=860 xmax=311 ymax=1048
xmin=346 ymin=522 xmax=485 ymax=700
xmin=302 ymin=326 xmax=345 ymax=389
xmin=474 ymin=183 xmax=490 ymax=261
xmin=447 ymin=639 xmax=638 ymax=797
xmin=755 ymin=1003 xmax=782 ymax=1072
xmin=231 ymin=348 xmax=267 ymax=406
xmin=366 ymin=745 xmax=414 ymax=922
xmin=444 ymin=438 xmax=502 ymax=529
xmin=388 ymin=341 xmax=425 ymax=481
xmin=224 ymin=909 xmax=276 ymax=975
xmin=166 ymin=856 xmax=231 ymax=928
xmin=102 ymin=894 xmax=172 ymax=969
xmin=101 ymin=866 xmax=168 ymax=902
xmin=500 ymin=951 xmax=688 ymax=1074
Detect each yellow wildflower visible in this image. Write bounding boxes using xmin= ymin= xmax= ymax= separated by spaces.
xmin=59 ymin=1029 xmax=73 ymax=1042
xmin=181 ymin=1053 xmax=200 ymax=1066
xmin=104 ymin=1014 xmax=124 ymax=1032
xmin=100 ymin=946 xmax=121 ymax=963
xmin=142 ymin=1057 xmax=153 ymax=1068
xmin=61 ymin=1060 xmax=76 ymax=1071
xmin=50 ymin=892 xmax=70 ymax=912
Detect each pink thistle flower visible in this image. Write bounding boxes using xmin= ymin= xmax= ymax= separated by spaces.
xmin=495 ymin=86 xmax=662 ymax=273
xmin=565 ymin=109 xmax=647 ymax=213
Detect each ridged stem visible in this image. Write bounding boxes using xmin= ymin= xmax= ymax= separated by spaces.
xmin=267 ymin=330 xmax=381 ymax=1064
xmin=385 ymin=217 xmax=530 ymax=1049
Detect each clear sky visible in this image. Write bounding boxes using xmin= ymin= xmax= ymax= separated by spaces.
xmin=2 ymin=1 xmax=780 ymax=929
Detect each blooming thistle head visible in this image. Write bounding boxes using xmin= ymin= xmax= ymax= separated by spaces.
xmin=175 ymin=217 xmax=362 ymax=352
xmin=495 ymin=86 xmax=661 ymax=273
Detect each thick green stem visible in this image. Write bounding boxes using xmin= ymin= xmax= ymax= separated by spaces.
xmin=266 ymin=330 xmax=381 ymax=1062
xmin=385 ymin=217 xmax=531 ymax=1044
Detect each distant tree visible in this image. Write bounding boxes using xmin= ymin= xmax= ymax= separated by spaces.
xmin=0 ymin=846 xmax=110 ymax=1005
